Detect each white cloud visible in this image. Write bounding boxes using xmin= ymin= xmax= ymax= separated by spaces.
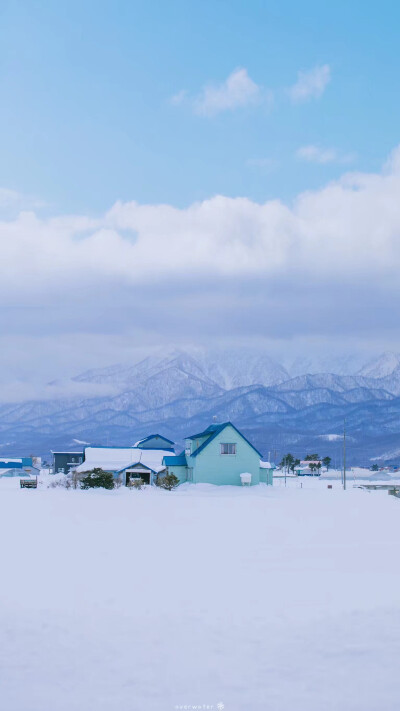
xmin=296 ymin=145 xmax=355 ymax=165
xmin=169 ymin=89 xmax=186 ymax=106
xmin=192 ymin=68 xmax=263 ymax=116
xmin=289 ymin=64 xmax=331 ymax=103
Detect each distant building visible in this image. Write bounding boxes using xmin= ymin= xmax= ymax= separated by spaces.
xmin=0 ymin=457 xmax=40 ymax=478
xmin=162 ymin=421 xmax=272 ymax=486
xmin=52 ymin=452 xmax=84 ymax=475
xmin=296 ymin=465 xmax=321 ymax=477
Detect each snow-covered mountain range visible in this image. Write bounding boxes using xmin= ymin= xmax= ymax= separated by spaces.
xmin=2 ymin=349 xmax=400 ymax=464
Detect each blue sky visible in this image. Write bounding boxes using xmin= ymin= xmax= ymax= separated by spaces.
xmin=1 ymin=0 xmax=400 ymax=396
xmin=1 ymin=0 xmax=400 ymax=213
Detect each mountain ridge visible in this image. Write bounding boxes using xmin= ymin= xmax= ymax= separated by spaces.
xmin=2 ymin=348 xmax=400 ymax=464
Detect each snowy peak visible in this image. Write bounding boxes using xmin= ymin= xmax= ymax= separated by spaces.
xmin=358 ymin=352 xmax=400 ymax=379
xmin=72 ymin=348 xmax=290 ymax=394
xmin=198 ymin=349 xmax=289 ymax=389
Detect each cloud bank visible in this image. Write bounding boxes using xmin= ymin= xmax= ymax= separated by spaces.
xmin=2 ymin=146 xmax=399 ymax=287
xmin=1 ymin=146 xmax=400 ymax=393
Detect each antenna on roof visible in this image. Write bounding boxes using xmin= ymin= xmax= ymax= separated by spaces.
xmin=213 ymin=415 xmax=217 ymax=423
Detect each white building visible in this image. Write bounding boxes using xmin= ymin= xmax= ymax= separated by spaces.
xmin=73 ymin=434 xmax=174 ymax=485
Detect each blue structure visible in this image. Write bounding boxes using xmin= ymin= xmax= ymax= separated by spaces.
xmin=134 ymin=435 xmax=174 ymax=451
xmin=163 ymin=422 xmax=273 ymax=486
xmin=0 ymin=457 xmax=40 ymax=477
xmin=52 ymin=451 xmax=84 ymax=474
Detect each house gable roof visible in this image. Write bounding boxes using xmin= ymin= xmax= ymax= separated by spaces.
xmin=186 ymin=423 xmax=226 ymax=440
xmin=134 ymin=434 xmax=174 ymax=450
xmin=189 ymin=422 xmax=263 ymax=458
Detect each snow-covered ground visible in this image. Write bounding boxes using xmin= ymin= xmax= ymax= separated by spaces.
xmin=1 ymin=479 xmax=400 ymax=710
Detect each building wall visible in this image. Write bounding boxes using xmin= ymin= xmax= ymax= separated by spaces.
xmin=53 ymin=452 xmax=83 ymax=474
xmin=186 ymin=435 xmax=208 ymax=455
xmin=259 ymin=467 xmax=273 ymax=485
xmin=0 ymin=457 xmax=32 ymax=470
xmin=187 ymin=425 xmax=261 ymax=486
xmin=165 ymin=464 xmax=188 ymax=484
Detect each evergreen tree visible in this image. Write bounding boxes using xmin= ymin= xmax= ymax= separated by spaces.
xmin=322 ymin=456 xmax=332 ymax=471
xmin=290 ymin=458 xmax=301 ymax=474
xmin=80 ymin=468 xmax=115 ymax=490
xmin=304 ymin=453 xmax=320 ymax=473
xmin=280 ymin=453 xmax=295 ymax=475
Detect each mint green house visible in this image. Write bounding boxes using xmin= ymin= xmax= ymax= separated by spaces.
xmin=162 ymin=421 xmax=273 ymax=486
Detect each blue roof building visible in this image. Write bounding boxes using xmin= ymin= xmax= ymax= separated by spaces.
xmin=162 ymin=421 xmax=273 ymax=486
xmin=0 ymin=457 xmax=40 ymax=478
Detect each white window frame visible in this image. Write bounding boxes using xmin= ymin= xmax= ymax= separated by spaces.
xmin=220 ymin=443 xmax=236 ymax=455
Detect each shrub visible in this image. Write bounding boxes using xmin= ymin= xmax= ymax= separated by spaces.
xmin=49 ymin=470 xmax=86 ymax=489
xmin=80 ymin=468 xmax=115 ymax=490
xmin=128 ymin=477 xmax=144 ymax=490
xmin=49 ymin=476 xmax=71 ymax=489
xmin=157 ymin=473 xmax=179 ymax=491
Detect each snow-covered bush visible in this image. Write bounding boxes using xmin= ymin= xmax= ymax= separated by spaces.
xmin=128 ymin=477 xmax=144 ymax=490
xmin=49 ymin=476 xmax=72 ymax=489
xmin=156 ymin=473 xmax=179 ymax=491
xmin=48 ymin=470 xmax=85 ymax=489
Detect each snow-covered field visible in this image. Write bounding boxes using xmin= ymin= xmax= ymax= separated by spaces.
xmin=1 ymin=478 xmax=400 ymax=710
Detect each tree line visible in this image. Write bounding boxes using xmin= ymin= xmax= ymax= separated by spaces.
xmin=279 ymin=453 xmax=332 ymax=475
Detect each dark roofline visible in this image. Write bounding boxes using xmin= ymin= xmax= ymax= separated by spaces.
xmin=115 ymin=461 xmax=156 ymax=475
xmin=136 ymin=434 xmax=175 ymax=446
xmin=52 ymin=451 xmax=84 ymax=455
xmin=190 ymin=422 xmax=263 ymax=459
xmin=187 ymin=422 xmax=228 ymax=440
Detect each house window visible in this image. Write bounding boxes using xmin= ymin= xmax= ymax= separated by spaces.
xmin=220 ymin=443 xmax=236 ymax=455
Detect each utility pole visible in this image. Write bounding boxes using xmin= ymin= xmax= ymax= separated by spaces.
xmin=343 ymin=418 xmax=346 ymax=491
